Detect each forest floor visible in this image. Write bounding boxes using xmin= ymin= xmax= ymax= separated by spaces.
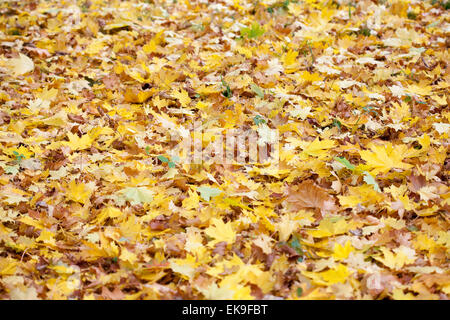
xmin=0 ymin=0 xmax=449 ymax=300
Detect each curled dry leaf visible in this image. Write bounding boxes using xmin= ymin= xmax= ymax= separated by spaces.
xmin=286 ymin=180 xmax=337 ymax=215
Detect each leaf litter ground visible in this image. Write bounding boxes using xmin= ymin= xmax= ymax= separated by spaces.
xmin=0 ymin=0 xmax=449 ymax=300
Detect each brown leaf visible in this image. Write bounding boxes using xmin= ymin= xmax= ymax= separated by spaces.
xmin=408 ymin=174 xmax=427 ymax=193
xmin=0 ymin=111 xmax=11 ymax=125
xmin=362 ymin=273 xmax=398 ymax=297
xmin=101 ymin=287 xmax=125 ymax=300
xmin=212 ymin=241 xmax=227 ymax=256
xmin=278 ymin=244 xmax=300 ymax=261
xmin=67 ymin=113 xmax=85 ymax=124
xmin=286 ymin=180 xmax=337 ymax=215
xmin=103 ymin=74 xmax=120 ymax=90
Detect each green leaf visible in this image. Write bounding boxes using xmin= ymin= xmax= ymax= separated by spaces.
xmin=253 ymin=115 xmax=266 ymax=126
xmin=9 ymin=29 xmax=21 ymax=36
xmin=168 ymin=161 xmax=176 ymax=168
xmin=197 ymin=186 xmax=223 ymax=201
xmin=13 ymin=151 xmax=25 ymax=161
xmin=222 ymin=88 xmax=232 ymax=98
xmin=335 ymin=157 xmax=356 ymax=171
xmin=297 ymin=287 xmax=303 ymax=297
xmin=240 ymin=22 xmax=265 ymax=39
xmin=83 ymin=76 xmax=100 ymax=87
xmin=407 ymin=11 xmax=417 ymax=20
xmin=157 ymin=155 xmax=170 ymax=163
xmin=359 ymin=27 xmax=371 ymax=36
xmin=363 ymin=171 xmax=381 ymax=192
xmin=332 ymin=118 xmax=342 ymax=130
xmin=221 ymin=77 xmax=232 ymax=98
xmin=4 ymin=165 xmax=19 ymax=175
xmin=250 ymin=83 xmax=264 ymax=98
xmin=120 ymin=187 xmax=154 ymax=205
xmin=362 ymin=106 xmax=378 ymax=116
xmin=290 ymin=237 xmax=303 ymax=256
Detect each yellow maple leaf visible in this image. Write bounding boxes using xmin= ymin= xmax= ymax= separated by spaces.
xmin=417 ymin=133 xmax=430 ymax=152
xmin=218 ymin=273 xmax=255 ymax=299
xmin=442 ymin=285 xmax=450 ymax=295
xmin=282 ymin=49 xmax=298 ymax=67
xmin=232 ymin=74 xmax=252 ymax=89
xmin=418 ymin=186 xmax=439 ymax=201
xmin=235 ymin=46 xmax=252 ymax=58
xmin=197 ymin=283 xmax=235 ymax=300
xmin=103 ymin=21 xmax=130 ymax=31
xmin=433 ymin=95 xmax=447 ymax=106
xmin=184 ymin=228 xmax=204 ymax=254
xmin=84 ymin=39 xmax=105 ymax=55
xmin=201 ymin=53 xmax=225 ymax=71
xmin=171 ymin=88 xmax=191 ymax=108
xmin=182 ymin=189 xmax=200 ymax=210
xmin=407 ymin=84 xmax=432 ymax=96
xmin=253 ymin=234 xmax=273 ymax=254
xmin=299 ymin=138 xmax=336 ymax=159
xmin=253 ymin=206 xmax=276 ymax=232
xmin=35 ymin=87 xmax=58 ymax=101
xmin=303 ymin=264 xmax=352 ymax=285
xmin=391 ymin=102 xmax=411 ymax=122
xmin=9 ymin=287 xmax=39 ymax=300
xmin=359 ymin=143 xmax=413 ymax=175
xmin=19 ymin=215 xmax=44 ymax=230
xmin=143 ymin=31 xmax=164 ymax=54
xmin=152 ymin=95 xmax=169 ymax=109
xmin=232 ymin=284 xmax=254 ymax=300
xmin=308 ymin=217 xmax=350 ymax=238
xmin=81 ymin=233 xmax=119 ymax=261
xmin=338 ymin=184 xmax=385 ymax=208
xmin=243 ymin=266 xmax=274 ymax=293
xmin=374 ymin=246 xmax=416 ymax=270
xmin=288 ymin=2 xmax=303 ymax=16
xmin=170 ymin=254 xmax=201 ymax=280
xmin=392 ymin=288 xmax=416 ymax=300
xmin=94 ymin=207 xmax=123 ymax=224
xmin=7 ymin=53 xmax=34 ymax=76
xmin=66 ymin=180 xmax=93 ymax=204
xmin=63 ymin=132 xmax=92 ymax=151
xmin=276 ymin=214 xmax=298 ymax=242
xmin=120 ymin=248 xmax=138 ymax=264
xmin=205 ymin=218 xmax=236 ymax=246
xmin=320 ymin=264 xmax=352 ymax=285
xmin=124 ymin=87 xmax=153 ymax=102
xmin=50 ymin=264 xmax=75 ymax=275
xmin=333 ymin=241 xmax=354 ymax=261
xmin=0 ymin=257 xmax=17 ymax=276
xmin=36 ymin=229 xmax=56 ymax=246
xmin=298 ymin=71 xmax=323 ymax=83
xmin=413 ymin=233 xmax=437 ymax=252
xmin=4 ymin=145 xmax=34 ymax=159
